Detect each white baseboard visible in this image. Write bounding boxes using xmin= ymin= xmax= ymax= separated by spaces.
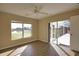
xmin=39 ymin=40 xmax=48 ymax=43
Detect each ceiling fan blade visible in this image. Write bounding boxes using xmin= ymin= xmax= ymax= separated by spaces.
xmin=33 ymin=4 xmax=43 ymax=9
xmin=38 ymin=5 xmax=43 ymax=10
xmin=38 ymin=11 xmax=49 ymax=15
xmin=32 ymin=4 xmax=43 ymax=13
xmin=25 ymin=12 xmax=33 ymax=16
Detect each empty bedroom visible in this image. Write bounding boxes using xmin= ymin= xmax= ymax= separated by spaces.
xmin=0 ymin=3 xmax=79 ymax=56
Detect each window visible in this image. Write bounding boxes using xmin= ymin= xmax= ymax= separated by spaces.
xmin=23 ymin=24 xmax=32 ymax=38
xmin=11 ymin=23 xmax=22 ymax=40
xmin=11 ymin=22 xmax=32 ymax=40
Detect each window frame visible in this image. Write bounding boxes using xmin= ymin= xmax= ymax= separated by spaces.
xmin=11 ymin=21 xmax=32 ymax=40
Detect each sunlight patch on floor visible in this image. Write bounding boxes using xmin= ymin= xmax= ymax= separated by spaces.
xmin=0 ymin=45 xmax=28 ymax=56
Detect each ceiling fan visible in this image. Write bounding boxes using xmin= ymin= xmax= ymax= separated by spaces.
xmin=33 ymin=5 xmax=48 ymax=15
xmin=26 ymin=4 xmax=49 ymax=16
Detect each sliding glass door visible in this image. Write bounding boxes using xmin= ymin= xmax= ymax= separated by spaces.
xmin=50 ymin=20 xmax=70 ymax=46
xmin=50 ymin=21 xmax=58 ymax=44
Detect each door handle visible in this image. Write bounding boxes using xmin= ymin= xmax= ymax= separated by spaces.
xmin=71 ymin=34 xmax=72 ymax=36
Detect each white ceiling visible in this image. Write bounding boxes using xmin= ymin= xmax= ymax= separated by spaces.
xmin=0 ymin=3 xmax=79 ymax=20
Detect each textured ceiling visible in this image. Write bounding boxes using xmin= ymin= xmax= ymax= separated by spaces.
xmin=0 ymin=3 xmax=79 ymax=20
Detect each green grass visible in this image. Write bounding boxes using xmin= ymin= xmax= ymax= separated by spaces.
xmin=24 ymin=30 xmax=32 ymax=38
xmin=12 ymin=30 xmax=32 ymax=40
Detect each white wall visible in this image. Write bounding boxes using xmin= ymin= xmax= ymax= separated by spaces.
xmin=38 ymin=9 xmax=79 ymax=43
xmin=0 ymin=12 xmax=38 ymax=50
xmin=70 ymin=15 xmax=79 ymax=51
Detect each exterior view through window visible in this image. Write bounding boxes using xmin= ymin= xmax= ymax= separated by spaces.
xmin=50 ymin=20 xmax=70 ymax=46
xmin=23 ymin=24 xmax=32 ymax=38
xmin=11 ymin=22 xmax=32 ymax=40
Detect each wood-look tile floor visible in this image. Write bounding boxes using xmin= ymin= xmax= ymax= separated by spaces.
xmin=59 ymin=45 xmax=79 ymax=56
xmin=0 ymin=45 xmax=27 ymax=56
xmin=21 ymin=41 xmax=58 ymax=56
xmin=0 ymin=40 xmax=79 ymax=56
xmin=0 ymin=41 xmax=58 ymax=56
